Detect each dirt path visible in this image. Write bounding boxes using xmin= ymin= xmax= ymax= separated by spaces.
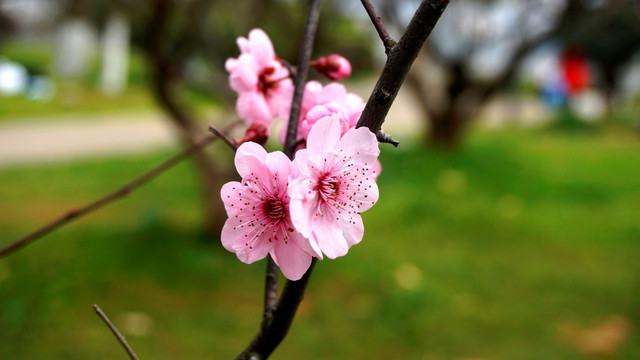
xmin=0 ymin=78 xmax=428 ymax=168
xmin=0 ymin=111 xmax=180 ymax=168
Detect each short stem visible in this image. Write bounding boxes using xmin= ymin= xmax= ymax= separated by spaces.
xmin=360 ymin=0 xmax=397 ymax=54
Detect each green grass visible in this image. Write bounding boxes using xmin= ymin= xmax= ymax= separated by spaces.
xmin=0 ymin=129 xmax=639 ymax=359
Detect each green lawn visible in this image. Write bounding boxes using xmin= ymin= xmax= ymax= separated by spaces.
xmin=0 ymin=129 xmax=639 ymax=359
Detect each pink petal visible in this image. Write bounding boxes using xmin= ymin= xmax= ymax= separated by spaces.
xmin=265 ymin=150 xmax=296 ymax=193
xmin=267 ymin=79 xmax=294 ymax=119
xmin=336 ymin=126 xmax=380 ymax=164
xmin=318 ymin=82 xmax=348 ymax=104
xmin=291 ymin=149 xmax=313 ymax=177
xmin=237 ymin=36 xmax=251 ymax=54
xmin=225 ymin=58 xmax=239 ymax=72
xmin=271 ymin=232 xmax=313 ymax=280
xmin=237 ymin=92 xmax=273 ymax=125
xmin=305 ymin=115 xmax=341 ymax=156
xmin=248 ymin=29 xmax=275 ymax=67
xmin=288 ymin=178 xmax=315 ymax=237
xmin=351 ymin=179 xmax=379 ymax=213
xmin=311 ymin=206 xmax=349 ymax=259
xmin=371 ymin=159 xmax=382 ymax=180
xmin=234 ymin=142 xmax=268 ymax=179
xmin=300 ymin=81 xmax=323 ymax=115
xmin=220 ymin=182 xmax=244 ymax=227
xmin=221 ymin=217 xmax=272 ymax=264
xmin=340 ymin=213 xmax=364 ymax=247
xmin=228 ymin=54 xmax=259 ymax=92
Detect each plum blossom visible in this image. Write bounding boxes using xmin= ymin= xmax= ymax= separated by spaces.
xmin=225 ymin=29 xmax=294 ymax=126
xmin=220 ymin=142 xmax=314 ymax=280
xmin=279 ymin=81 xmax=365 ymax=146
xmin=311 ymin=54 xmax=352 ymax=81
xmin=288 ymin=116 xmax=380 ymax=259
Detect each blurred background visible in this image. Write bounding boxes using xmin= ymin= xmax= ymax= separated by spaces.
xmin=0 ymin=0 xmax=639 ymax=359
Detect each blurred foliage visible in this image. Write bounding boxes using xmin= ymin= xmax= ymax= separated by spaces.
xmin=0 ymin=39 xmax=54 ymax=76
xmin=0 ymin=0 xmax=373 ymax=119
xmin=1 ymin=127 xmax=639 ymax=359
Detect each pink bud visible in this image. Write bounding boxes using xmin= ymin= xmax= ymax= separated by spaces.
xmin=311 ymin=54 xmax=352 ymax=81
xmin=234 ymin=121 xmax=270 ymax=146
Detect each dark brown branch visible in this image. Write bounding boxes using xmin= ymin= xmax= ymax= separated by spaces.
xmin=236 ymin=1 xmax=322 ymax=359
xmin=261 ymin=256 xmax=279 ymax=330
xmin=283 ymin=0 xmax=322 ymax=158
xmin=0 ymin=121 xmax=241 ymax=258
xmin=360 ymin=0 xmax=396 ymax=54
xmin=356 ymin=0 xmax=449 ymax=140
xmin=93 ymin=304 xmax=139 ymax=360
xmin=236 ymin=259 xmax=317 ymax=360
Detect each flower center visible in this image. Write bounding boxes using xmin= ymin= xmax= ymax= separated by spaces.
xmin=316 ymin=173 xmax=340 ymax=202
xmin=258 ymin=66 xmax=280 ymax=95
xmin=263 ymin=196 xmax=286 ymax=220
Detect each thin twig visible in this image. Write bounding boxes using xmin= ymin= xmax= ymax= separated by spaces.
xmin=356 ymin=0 xmax=449 ymax=139
xmin=93 ymin=304 xmax=139 ymax=360
xmin=235 ymin=1 xmax=322 ymax=359
xmin=360 ymin=0 xmax=397 ymax=54
xmin=208 ymin=123 xmax=238 ymax=150
xmin=279 ymin=59 xmax=297 ymax=78
xmin=0 ymin=121 xmax=241 ymax=258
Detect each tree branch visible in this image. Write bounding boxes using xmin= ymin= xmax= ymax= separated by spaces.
xmin=235 ymin=259 xmax=317 ymax=360
xmin=261 ymin=256 xmax=279 ymax=331
xmin=360 ymin=0 xmax=396 ymax=54
xmin=93 ymin=304 xmax=139 ymax=360
xmin=0 ymin=121 xmax=241 ymax=258
xmin=236 ymin=1 xmax=322 ymax=359
xmin=356 ymin=0 xmax=449 ymax=141
xmin=283 ymin=0 xmax=322 ymax=158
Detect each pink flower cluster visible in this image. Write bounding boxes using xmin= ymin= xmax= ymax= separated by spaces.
xmin=222 ymin=29 xmax=381 ymax=280
xmin=225 ymin=29 xmax=358 ymax=146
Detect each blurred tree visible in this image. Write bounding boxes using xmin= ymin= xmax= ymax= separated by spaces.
xmin=0 ymin=0 xmax=17 ymax=46
xmin=380 ymin=0 xmax=640 ymax=147
xmin=555 ymin=0 xmax=640 ymax=105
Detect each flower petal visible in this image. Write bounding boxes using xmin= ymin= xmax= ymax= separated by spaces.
xmin=237 ymin=92 xmax=272 ymax=125
xmin=337 ymin=126 xmax=380 ymax=162
xmin=248 ymin=29 xmax=275 ymax=67
xmin=311 ymin=207 xmax=348 ymax=259
xmin=228 ymin=54 xmax=258 ymax=92
xmin=221 ymin=217 xmax=272 ymax=264
xmin=265 ymin=150 xmax=296 ymax=193
xmin=234 ymin=142 xmax=268 ymax=179
xmin=341 ymin=213 xmax=364 ymax=247
xmin=306 ymin=115 xmax=341 ymax=156
xmin=271 ymin=231 xmax=313 ymax=280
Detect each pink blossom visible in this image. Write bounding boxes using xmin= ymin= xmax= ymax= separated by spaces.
xmin=220 ymin=142 xmax=314 ymax=280
xmin=288 ymin=117 xmax=380 ymax=259
xmin=311 ymin=54 xmax=352 ymax=81
xmin=225 ymin=29 xmax=293 ymax=126
xmin=279 ymin=81 xmax=365 ymax=146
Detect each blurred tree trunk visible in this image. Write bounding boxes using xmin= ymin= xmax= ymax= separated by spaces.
xmin=146 ymin=0 xmax=228 ymax=239
xmin=390 ymin=0 xmax=587 ymax=148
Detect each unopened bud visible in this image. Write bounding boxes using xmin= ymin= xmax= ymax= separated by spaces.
xmin=311 ymin=54 xmax=351 ymax=81
xmin=235 ymin=121 xmax=270 ymax=146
